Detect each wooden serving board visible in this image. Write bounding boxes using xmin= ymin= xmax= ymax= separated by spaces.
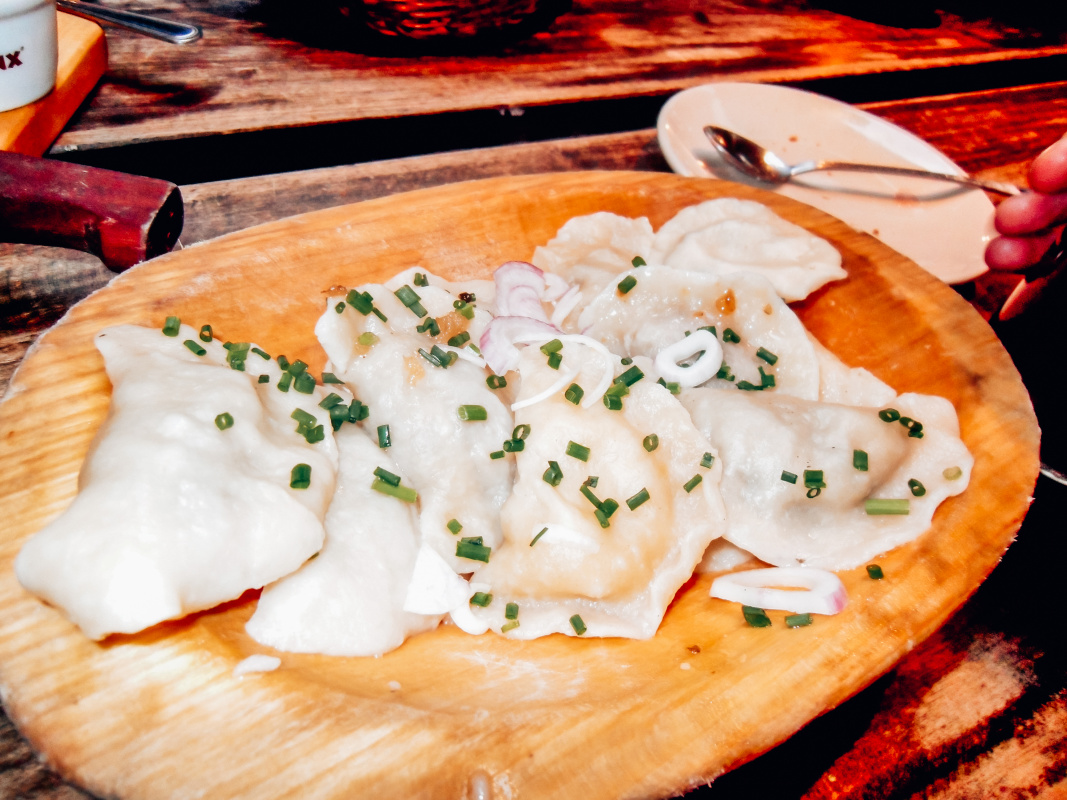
xmin=0 ymin=172 xmax=1039 ymax=800
xmin=0 ymin=11 xmax=107 ymax=156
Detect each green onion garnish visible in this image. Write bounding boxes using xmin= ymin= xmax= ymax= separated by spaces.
xmin=626 ymin=488 xmax=650 ymax=510
xmin=564 ymin=383 xmax=584 ymax=405
xmin=603 ymin=395 xmax=624 ymax=411
xmin=543 ymin=461 xmax=563 ymax=487
xmin=454 ymin=300 xmax=475 ymax=320
xmin=617 ymin=275 xmax=637 ymax=294
xmin=540 ymin=339 xmax=563 ymax=355
xmin=715 ymin=363 xmax=735 ymax=382
xmin=377 ymin=425 xmax=391 ymax=448
xmin=501 ymin=620 xmax=520 ymax=634
xmin=349 ymin=400 xmax=369 ymax=422
xmin=322 ymin=372 xmax=344 ymax=385
xmin=683 ymin=474 xmax=702 ymax=493
xmin=615 ymin=365 xmax=645 ymax=387
xmin=865 ymin=498 xmax=910 ymax=515
xmin=276 ymin=372 xmax=293 ymax=392
xmin=879 ymin=408 xmax=901 ymax=422
xmin=723 ymin=328 xmax=741 ymax=344
xmin=470 ymin=591 xmax=493 ymax=607
xmin=631 ymin=256 xmax=646 ymax=267
xmin=583 ymin=475 xmax=598 ymax=488
xmin=371 ymin=478 xmax=417 ymax=503
xmin=416 ymin=317 xmax=441 ymax=337
xmin=900 ymin=417 xmax=924 ymax=438
xmin=505 ymin=602 xmax=519 ymax=620
xmin=786 ymin=613 xmax=813 ymax=628
xmin=448 ymin=331 xmax=471 ymax=348
xmin=373 ymin=466 xmax=401 ymax=486
xmin=866 ymin=564 xmax=885 ymax=580
xmin=580 ymin=484 xmax=602 ymax=508
xmin=184 ymin=340 xmax=206 ymax=356
xmin=290 ymin=463 xmax=311 ymax=490
xmin=456 ymin=537 xmax=491 ymax=563
xmin=294 ymin=373 xmax=316 ymax=394
xmin=943 ymin=466 xmax=963 ymax=480
xmin=346 ymin=289 xmax=374 ymax=315
xmin=700 ymin=452 xmax=715 ymax=469
xmin=803 ymin=470 xmax=826 ymax=489
xmin=287 ymin=359 xmax=308 ymax=376
xmin=445 ymin=519 xmax=463 ymax=535
xmin=742 ymin=606 xmax=771 ymax=627
xmin=162 ymin=316 xmax=181 ymax=337
xmin=530 ymin=527 xmax=548 ymax=546
xmin=358 ymin=332 xmax=379 ymax=346
xmin=569 ymin=614 xmax=587 ymax=635
xmin=502 ymin=438 xmax=525 ymax=452
xmin=756 ymin=347 xmax=779 ymax=365
xmin=736 ymin=380 xmax=762 ymax=392
xmin=908 ymin=479 xmax=926 ymax=497
xmin=419 ymin=346 xmax=457 ymax=369
xmin=258 ymin=375 xmax=270 ymax=384
xmin=291 ymin=408 xmax=317 ymax=426
xmin=486 ymin=374 xmax=507 ymax=390
xmin=643 ymin=434 xmax=659 ymax=452
xmin=566 ymin=441 xmax=591 ymax=462
xmin=215 ymin=412 xmax=234 ymax=430
xmin=413 ymin=272 xmax=429 ymax=287
xmin=547 ymin=351 xmax=563 ymax=370
xmin=277 ymin=355 xmax=291 ymax=371
xmin=395 ymin=285 xmax=428 ymax=317
xmin=335 ymin=302 xmax=345 ymax=314
xmin=490 ymin=450 xmax=505 ymax=460
xmin=604 ymin=381 xmax=629 ymax=399
xmin=319 ymin=393 xmax=343 ymax=409
xmin=759 ymin=367 xmax=776 ymax=389
xmin=457 ymin=405 xmax=488 ymax=421
xmin=251 ymin=347 xmax=270 ymax=360
xmin=781 ymin=470 xmax=798 ymax=484
xmin=854 ymin=450 xmax=869 ymax=471
xmin=199 ymin=324 xmax=213 ymax=342
xmin=512 ymin=424 xmax=531 ymax=440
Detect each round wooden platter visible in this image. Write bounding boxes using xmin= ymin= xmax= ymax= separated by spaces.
xmin=0 ymin=172 xmax=1039 ymax=800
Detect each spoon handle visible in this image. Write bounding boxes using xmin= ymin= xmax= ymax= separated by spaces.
xmin=795 ymin=160 xmax=1021 ymax=196
xmin=56 ymin=0 xmax=203 ymax=44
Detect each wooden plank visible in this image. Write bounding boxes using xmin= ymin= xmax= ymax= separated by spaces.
xmin=0 ymin=13 xmax=106 ymax=156
xmin=46 ymin=0 xmax=1067 ymax=152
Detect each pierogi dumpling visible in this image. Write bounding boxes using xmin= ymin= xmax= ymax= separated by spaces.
xmin=578 ymin=266 xmax=820 ymax=400
xmin=680 ymin=387 xmax=972 ymax=570
xmin=471 ymin=345 xmax=727 ymax=639
xmin=15 ymin=324 xmax=339 ymax=640
xmin=316 ymin=286 xmax=514 ymax=574
xmin=246 ymin=424 xmax=439 ymax=656
xmin=649 ymin=198 xmax=846 ymax=302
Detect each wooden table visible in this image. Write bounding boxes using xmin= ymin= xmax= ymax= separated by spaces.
xmin=3 ymin=2 xmax=1067 ymax=796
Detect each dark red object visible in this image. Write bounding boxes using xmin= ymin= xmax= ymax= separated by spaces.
xmin=0 ymin=152 xmax=184 ymax=272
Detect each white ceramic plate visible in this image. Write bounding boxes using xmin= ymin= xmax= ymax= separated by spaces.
xmin=657 ymin=82 xmax=995 ymax=284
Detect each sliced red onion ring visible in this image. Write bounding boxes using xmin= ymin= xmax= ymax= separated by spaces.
xmin=543 ymin=272 xmax=570 ymax=302
xmin=654 ymin=329 xmax=723 ymax=388
xmin=493 ymin=261 xmax=549 ymax=322
xmin=509 ymin=332 xmax=614 ymax=408
xmin=479 ymin=316 xmax=561 ymax=375
xmin=710 ymin=566 xmax=848 ymax=615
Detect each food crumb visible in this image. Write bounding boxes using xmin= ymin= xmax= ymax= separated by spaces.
xmin=687 ymin=645 xmax=701 ymax=654
xmin=680 ymin=663 xmax=692 ymax=670
xmin=233 ymin=654 xmax=281 ymax=676
xmin=388 ymin=680 xmax=402 ymax=691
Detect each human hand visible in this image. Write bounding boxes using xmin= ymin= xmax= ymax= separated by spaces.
xmin=984 ymin=132 xmax=1067 ymax=272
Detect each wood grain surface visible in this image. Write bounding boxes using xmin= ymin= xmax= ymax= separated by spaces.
xmin=0 ymin=172 xmax=1039 ymax=799
xmin=47 ymin=0 xmax=1067 ymax=153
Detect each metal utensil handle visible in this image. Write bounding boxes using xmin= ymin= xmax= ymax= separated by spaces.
xmin=56 ymin=0 xmax=202 ymax=44
xmin=799 ymin=160 xmax=1021 ymax=196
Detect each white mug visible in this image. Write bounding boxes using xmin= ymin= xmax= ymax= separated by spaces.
xmin=0 ymin=0 xmax=58 ymax=113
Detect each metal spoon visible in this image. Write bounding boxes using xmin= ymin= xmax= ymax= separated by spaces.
xmin=56 ymin=0 xmax=202 ymax=44
xmin=704 ymin=125 xmax=1021 ymax=196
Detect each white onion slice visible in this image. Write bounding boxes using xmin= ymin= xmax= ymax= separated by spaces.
xmin=709 ymin=566 xmax=848 ymax=615
xmin=449 ymin=581 xmax=492 ymax=635
xmin=654 ymin=330 xmax=723 ymax=388
xmin=510 ymin=366 xmax=579 ymax=412
xmin=479 ymin=316 xmax=561 ymax=375
xmin=529 ymin=523 xmax=600 ymax=553
xmin=493 ymin=261 xmax=549 ymax=322
xmin=543 ymin=271 xmax=570 ymax=302
xmin=550 ymin=285 xmax=583 ymax=327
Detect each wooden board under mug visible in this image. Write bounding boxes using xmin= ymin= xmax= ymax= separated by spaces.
xmin=0 ymin=172 xmax=1040 ymax=800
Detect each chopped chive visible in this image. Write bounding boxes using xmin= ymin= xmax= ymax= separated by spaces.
xmin=603 ymin=395 xmax=624 ymax=411
xmin=184 ymin=339 xmax=206 ymax=356
xmin=395 ymin=285 xmax=427 ymax=317
xmin=358 ymin=332 xmax=379 ymax=346
xmin=294 ymin=373 xmax=316 ymax=394
xmin=214 ymin=412 xmax=234 ymax=430
xmin=943 ymin=466 xmax=963 ymax=480
xmin=335 ymin=302 xmax=345 ymax=314
xmin=287 ymin=360 xmax=308 ymax=377
xmin=290 ymin=463 xmax=312 ymax=490
xmin=502 ymin=438 xmax=525 ymax=452
xmin=865 ymin=498 xmax=910 ymax=515
xmin=348 ymin=400 xmax=367 ymax=422
xmin=505 ymin=602 xmax=519 ymax=620
xmin=469 ymin=591 xmax=493 ymax=607
xmin=199 ymin=324 xmax=213 ymax=342
xmin=621 ymin=357 xmax=633 ymax=365
xmin=626 ymin=488 xmax=650 ymax=510
xmin=319 ymin=393 xmax=344 ymax=409
xmin=372 ymin=307 xmax=388 ymax=323
xmin=617 ymin=275 xmax=637 ymax=294
xmin=291 ymin=408 xmax=317 ymax=426
xmin=755 ymin=347 xmax=779 ymax=365
xmin=547 ymin=351 xmax=563 ymax=370
xmin=447 ymin=519 xmax=463 ymax=535
xmin=580 ymin=484 xmax=602 ymax=508
xmin=448 ymin=331 xmax=471 ymax=348
xmin=583 ymin=475 xmax=599 ymax=488
xmin=715 ymin=363 xmax=735 ymax=382
xmin=564 ymin=383 xmax=584 ymax=405
xmin=786 ymin=613 xmax=813 ymax=628
xmin=162 ymin=316 xmax=181 ymax=337
xmin=803 ymin=470 xmax=826 ymax=489
xmin=593 ymin=507 xmax=611 ymax=528
xmin=604 ymin=381 xmax=629 ymax=399
xmin=328 ymin=404 xmax=348 ymax=429
xmin=854 ymin=450 xmax=869 ymax=471
xmin=371 ymin=479 xmax=418 ymax=503
xmin=346 ymin=290 xmax=374 ymax=315
xmin=742 ymin=606 xmax=771 ymax=628
xmin=759 ymin=367 xmax=776 ymax=389
xmin=322 ymin=372 xmax=344 ymax=385
xmin=413 ymin=272 xmax=429 ymax=287
xmin=454 ymin=301 xmax=475 ymax=320
xmin=614 ymin=365 xmax=645 ymax=387
xmin=781 ymin=470 xmax=798 ymax=484
xmin=486 ymin=374 xmax=507 ymax=390
xmin=490 ymin=450 xmax=506 ymax=460
xmin=304 ymin=425 xmax=325 ymax=444
xmin=373 ymin=466 xmax=401 ymax=487
xmin=866 ymin=564 xmax=885 ymax=580
xmin=251 ymin=347 xmax=270 ymax=360
xmin=908 ymin=479 xmax=926 ymax=497
xmin=722 ymin=328 xmax=741 ymax=344
xmin=569 ymin=614 xmax=587 ymax=635
xmin=900 ymin=417 xmax=924 ymax=438
xmin=683 ymin=474 xmax=702 ymax=493
xmin=276 ymin=372 xmax=293 ymax=392
xmin=416 ymin=317 xmax=441 ymax=337
xmin=258 ymin=375 xmax=270 ymax=384
xmin=277 ymin=355 xmax=291 ymax=371
xmin=543 ymin=461 xmax=563 ymax=487
xmin=631 ymin=256 xmax=646 ymax=267
xmin=806 ymin=487 xmax=822 ymax=498
xmin=540 ymin=339 xmax=563 ymax=355
xmin=457 ymin=404 xmax=488 ymax=421
xmin=512 ymin=424 xmax=531 ymax=440
xmin=530 ymin=527 xmax=548 ymax=546
xmin=700 ymin=452 xmax=715 ymax=469
xmin=456 ymin=537 xmax=491 ymax=563
xmin=377 ymin=424 xmax=392 ymax=448
xmin=566 ymin=441 xmax=591 ymax=462
xmin=643 ymin=434 xmax=659 ymax=452
xmin=879 ymin=408 xmax=901 ymax=422
xmin=501 ymin=620 xmax=520 ymax=634
xmin=600 ymin=498 xmax=619 ymax=518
